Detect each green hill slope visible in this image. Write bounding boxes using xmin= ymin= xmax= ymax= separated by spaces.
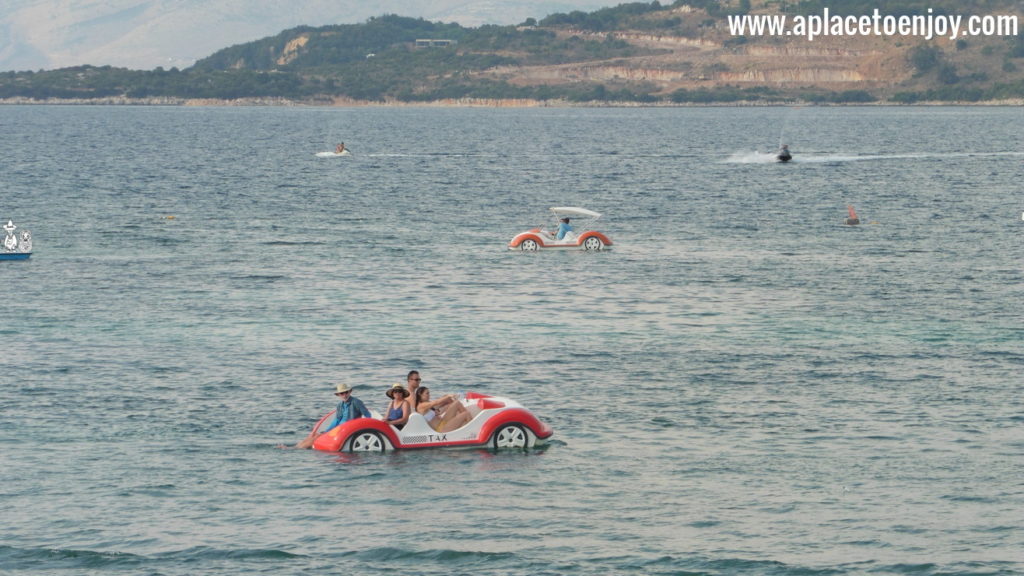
xmin=3 ymin=2 xmax=1023 ymax=104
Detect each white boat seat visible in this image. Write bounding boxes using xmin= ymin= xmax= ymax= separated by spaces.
xmin=400 ymin=412 xmax=436 ymax=435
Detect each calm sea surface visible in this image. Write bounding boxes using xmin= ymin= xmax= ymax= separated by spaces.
xmin=1 ymin=104 xmax=1022 ymax=576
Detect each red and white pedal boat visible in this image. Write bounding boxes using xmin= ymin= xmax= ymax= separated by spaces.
xmin=311 ymin=392 xmax=553 ymax=452
xmin=508 ymin=207 xmax=613 ymax=251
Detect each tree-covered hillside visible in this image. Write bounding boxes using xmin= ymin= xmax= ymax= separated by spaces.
xmin=192 ymin=16 xmax=471 ymax=71
xmin=2 ymin=2 xmax=1023 ymax=104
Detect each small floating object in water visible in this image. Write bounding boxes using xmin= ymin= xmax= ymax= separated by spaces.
xmin=1 ymin=219 xmax=32 ymax=260
xmin=163 ymin=215 xmax=176 ymax=220
xmin=845 ymin=205 xmax=860 ymax=226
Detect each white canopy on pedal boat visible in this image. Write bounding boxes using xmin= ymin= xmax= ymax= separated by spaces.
xmin=549 ymin=207 xmax=601 ymax=219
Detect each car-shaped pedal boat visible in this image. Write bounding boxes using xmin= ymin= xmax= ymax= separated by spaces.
xmin=311 ymin=392 xmax=553 ymax=452
xmin=509 ymin=207 xmax=612 ymax=251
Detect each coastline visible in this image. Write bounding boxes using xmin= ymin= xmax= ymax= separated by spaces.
xmin=2 ymin=95 xmax=1023 ymax=107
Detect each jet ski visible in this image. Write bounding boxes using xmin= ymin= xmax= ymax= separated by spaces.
xmin=776 ymin=145 xmax=792 ymax=163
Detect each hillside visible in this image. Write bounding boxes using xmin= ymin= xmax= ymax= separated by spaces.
xmin=0 ymin=0 xmax=609 ymax=71
xmin=3 ymin=0 xmax=1024 ymax=104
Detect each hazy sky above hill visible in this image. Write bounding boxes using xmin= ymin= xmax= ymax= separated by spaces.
xmin=0 ymin=0 xmax=611 ymax=71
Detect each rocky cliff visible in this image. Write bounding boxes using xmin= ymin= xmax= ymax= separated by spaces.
xmin=471 ymin=3 xmax=1023 ymax=101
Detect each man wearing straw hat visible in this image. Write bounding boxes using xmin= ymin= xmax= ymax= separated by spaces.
xmin=294 ymin=383 xmax=372 ymax=449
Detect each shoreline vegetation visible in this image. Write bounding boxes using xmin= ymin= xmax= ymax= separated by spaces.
xmin=3 ymin=2 xmax=1024 ymax=107
xmin=3 ymin=96 xmax=1024 ymax=107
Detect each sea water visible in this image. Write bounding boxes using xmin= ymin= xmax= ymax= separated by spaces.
xmin=1 ymin=104 xmax=1021 ymax=576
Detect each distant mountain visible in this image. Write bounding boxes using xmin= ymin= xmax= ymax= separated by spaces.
xmin=0 ymin=0 xmax=611 ymax=71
